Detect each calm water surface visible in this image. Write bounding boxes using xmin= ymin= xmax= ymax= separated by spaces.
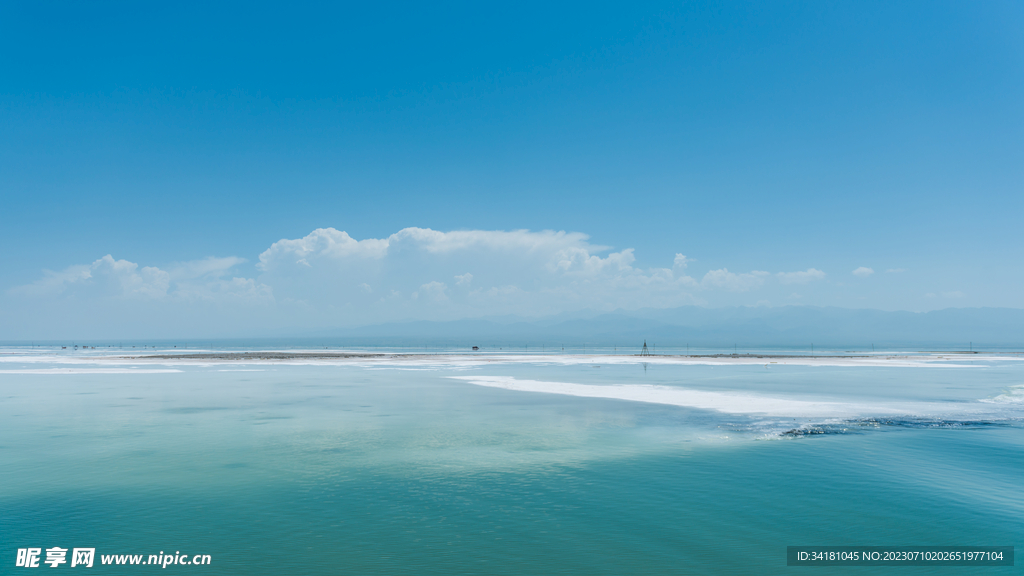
xmin=2 ymin=351 xmax=1021 ymax=574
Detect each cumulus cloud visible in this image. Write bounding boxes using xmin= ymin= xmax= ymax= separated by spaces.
xmin=257 ymin=229 xmax=388 ymax=268
xmin=852 ymin=267 xmax=874 ymax=277
xmin=776 ymin=268 xmax=826 ymax=284
xmin=257 ymin=227 xmax=605 ymax=271
xmin=700 ymin=269 xmax=769 ymax=292
xmin=250 ymin=227 xmax=721 ymax=321
xmin=418 ymin=281 xmax=449 ymax=302
xmin=12 ymin=254 xmax=271 ymax=303
xmin=13 ymin=255 xmax=170 ymax=299
xmin=169 ymin=256 xmax=246 ymax=280
xmin=10 ymin=227 xmax=836 ymax=330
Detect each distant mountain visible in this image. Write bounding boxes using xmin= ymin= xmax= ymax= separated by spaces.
xmin=313 ymin=306 xmax=1024 ymax=349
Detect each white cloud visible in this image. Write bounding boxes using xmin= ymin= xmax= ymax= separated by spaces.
xmin=12 ymin=254 xmax=271 ymax=303
xmin=255 ymin=227 xmax=704 ymax=320
xmin=700 ymin=269 xmax=770 ymax=292
xmin=484 ymin=285 xmax=523 ymax=297
xmin=9 ymin=227 xmax=846 ymax=330
xmin=776 ymin=268 xmax=826 ymax=284
xmin=673 ymin=254 xmax=692 ymax=269
xmin=169 ymin=256 xmax=247 ymax=280
xmin=257 ymin=228 xmax=388 ymax=269
xmin=852 ymin=267 xmax=874 ymax=277
xmin=419 ymin=281 xmax=449 ymax=302
xmin=550 ymin=246 xmax=636 ymax=275
xmin=13 ymin=255 xmax=170 ymax=299
xmin=258 ymin=227 xmax=602 ymax=271
xmin=176 ymin=276 xmax=273 ymax=303
xmin=886 ymin=268 xmax=906 ymax=273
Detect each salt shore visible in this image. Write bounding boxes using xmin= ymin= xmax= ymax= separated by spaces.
xmin=1 ymin=350 xmax=1004 ymax=369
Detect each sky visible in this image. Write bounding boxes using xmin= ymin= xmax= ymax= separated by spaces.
xmin=1 ymin=1 xmax=1022 ymax=339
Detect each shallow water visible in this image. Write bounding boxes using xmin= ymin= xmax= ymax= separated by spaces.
xmin=1 ymin=350 xmax=1021 ymax=574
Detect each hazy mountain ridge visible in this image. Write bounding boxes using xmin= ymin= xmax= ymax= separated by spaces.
xmin=319 ymin=306 xmax=1024 ymax=348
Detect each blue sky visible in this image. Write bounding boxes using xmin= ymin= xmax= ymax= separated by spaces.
xmin=2 ymin=1 xmax=1022 ymax=338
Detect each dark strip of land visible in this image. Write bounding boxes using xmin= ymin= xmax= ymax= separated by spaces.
xmin=131 ymin=352 xmax=880 ymax=361
xmin=136 ymin=352 xmax=391 ymax=360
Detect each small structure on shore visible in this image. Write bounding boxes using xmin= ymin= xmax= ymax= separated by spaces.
xmin=640 ymin=340 xmax=651 ymax=356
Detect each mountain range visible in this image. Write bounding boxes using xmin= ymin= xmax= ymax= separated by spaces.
xmin=310 ymin=306 xmax=1024 ymax=349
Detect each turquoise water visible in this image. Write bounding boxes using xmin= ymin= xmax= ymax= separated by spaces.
xmin=2 ymin=352 xmax=1022 ymax=574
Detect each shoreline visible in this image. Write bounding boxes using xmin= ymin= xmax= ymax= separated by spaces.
xmin=0 ymin=350 xmax=999 ymax=369
xmin=136 ymin=351 xmax=910 ymax=361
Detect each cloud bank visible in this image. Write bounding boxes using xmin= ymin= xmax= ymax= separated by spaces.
xmin=6 ymin=227 xmax=832 ymax=337
xmin=253 ymin=227 xmax=701 ymax=318
xmin=13 ymin=255 xmax=271 ymax=303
